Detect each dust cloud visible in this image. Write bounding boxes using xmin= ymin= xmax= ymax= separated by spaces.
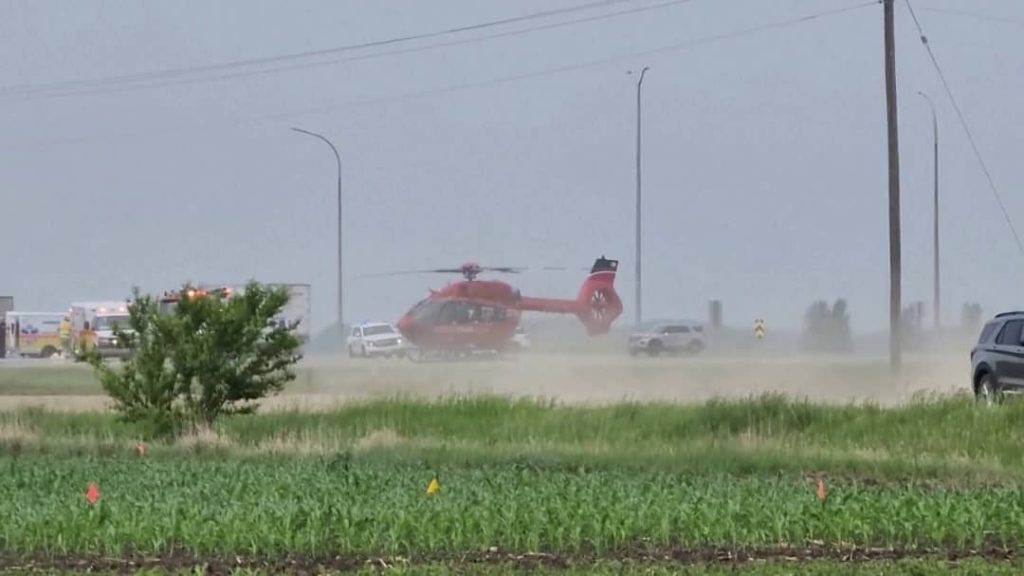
xmin=286 ymin=351 xmax=967 ymax=408
xmin=0 ymin=330 xmax=976 ymax=413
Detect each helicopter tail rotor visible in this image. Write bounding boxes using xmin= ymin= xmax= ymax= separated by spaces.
xmin=575 ymin=256 xmax=622 ymax=336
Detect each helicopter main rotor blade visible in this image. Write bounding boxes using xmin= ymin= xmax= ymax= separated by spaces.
xmin=360 ymin=264 xmax=580 ymax=278
xmin=360 ymin=264 xmax=585 ymax=276
xmin=359 ymin=268 xmax=465 ymax=278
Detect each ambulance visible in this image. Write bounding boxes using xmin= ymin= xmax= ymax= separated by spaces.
xmin=69 ymin=301 xmax=132 ymax=358
xmin=3 ymin=312 xmax=65 ymax=358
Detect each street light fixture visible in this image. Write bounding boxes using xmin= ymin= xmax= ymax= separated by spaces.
xmin=291 ymin=126 xmax=344 ymax=336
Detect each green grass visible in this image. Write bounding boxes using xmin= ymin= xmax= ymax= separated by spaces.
xmin=1 ymin=456 xmax=1021 ymax=556
xmin=0 ymin=362 xmax=317 ymax=396
xmin=0 ymin=364 xmax=97 ymax=395
xmin=2 ymin=394 xmax=1021 ymax=482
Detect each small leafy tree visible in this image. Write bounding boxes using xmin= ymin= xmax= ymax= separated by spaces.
xmin=85 ymin=289 xmax=183 ymax=437
xmin=801 ymin=298 xmax=853 ymax=353
xmin=961 ymin=302 xmax=983 ymax=334
xmin=900 ymin=301 xmax=925 ymax=350
xmin=84 ymin=281 xmax=302 ymax=437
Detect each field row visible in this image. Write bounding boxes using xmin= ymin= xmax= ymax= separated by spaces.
xmin=2 ymin=456 xmax=1023 ymax=556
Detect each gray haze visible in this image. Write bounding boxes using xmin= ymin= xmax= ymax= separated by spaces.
xmin=1 ymin=0 xmax=1022 ymax=335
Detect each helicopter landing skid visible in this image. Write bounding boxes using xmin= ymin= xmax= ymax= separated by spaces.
xmin=407 ymin=347 xmax=510 ymax=363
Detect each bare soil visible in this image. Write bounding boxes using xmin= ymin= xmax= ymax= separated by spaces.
xmin=0 ymin=544 xmax=1015 ymax=574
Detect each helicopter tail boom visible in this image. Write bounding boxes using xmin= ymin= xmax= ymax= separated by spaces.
xmin=517 ymin=256 xmax=622 ymax=335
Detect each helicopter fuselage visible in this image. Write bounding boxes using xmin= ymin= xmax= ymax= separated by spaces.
xmin=395 ymin=257 xmax=622 ymax=352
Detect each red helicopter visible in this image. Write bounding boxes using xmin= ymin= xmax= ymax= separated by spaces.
xmin=377 ymin=256 xmax=622 ymax=357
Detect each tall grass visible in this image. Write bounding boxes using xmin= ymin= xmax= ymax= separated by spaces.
xmin=2 ymin=394 xmax=1021 ymax=481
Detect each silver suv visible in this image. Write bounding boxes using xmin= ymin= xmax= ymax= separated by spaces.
xmin=970 ymin=311 xmax=1024 ymax=405
xmin=628 ymin=322 xmax=706 ymax=357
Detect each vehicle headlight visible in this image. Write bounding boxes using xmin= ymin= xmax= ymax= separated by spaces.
xmin=366 ymin=341 xmax=375 ymax=347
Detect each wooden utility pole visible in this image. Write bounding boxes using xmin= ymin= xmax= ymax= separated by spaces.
xmin=884 ymin=0 xmax=902 ymax=372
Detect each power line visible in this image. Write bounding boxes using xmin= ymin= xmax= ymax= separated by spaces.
xmin=911 ymin=5 xmax=1024 ymax=29
xmin=0 ymin=0 xmax=647 ymax=97
xmin=257 ymin=1 xmax=877 ymax=121
xmin=1 ymin=1 xmax=875 ymax=151
xmin=903 ymin=0 xmax=1024 ymax=259
xmin=0 ymin=0 xmax=696 ymax=103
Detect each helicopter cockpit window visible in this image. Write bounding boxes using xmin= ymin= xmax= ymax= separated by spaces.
xmin=479 ymin=306 xmax=505 ymax=322
xmin=437 ymin=302 xmax=460 ymax=324
xmin=412 ymin=300 xmax=444 ymax=323
xmin=438 ymin=301 xmax=487 ymax=324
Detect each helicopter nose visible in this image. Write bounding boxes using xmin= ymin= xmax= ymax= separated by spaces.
xmin=396 ymin=315 xmax=414 ymax=338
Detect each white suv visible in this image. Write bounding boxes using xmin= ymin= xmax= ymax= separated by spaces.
xmin=627 ymin=322 xmax=706 ymax=357
xmin=347 ymin=322 xmax=406 ymax=358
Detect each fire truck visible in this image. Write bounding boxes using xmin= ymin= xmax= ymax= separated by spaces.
xmin=159 ymin=283 xmax=310 ymax=344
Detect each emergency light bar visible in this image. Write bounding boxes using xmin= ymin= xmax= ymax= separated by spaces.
xmin=162 ymin=285 xmax=235 ymax=302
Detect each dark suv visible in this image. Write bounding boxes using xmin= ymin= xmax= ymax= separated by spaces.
xmin=971 ymin=312 xmax=1024 ymax=405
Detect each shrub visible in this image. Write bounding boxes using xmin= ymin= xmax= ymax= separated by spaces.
xmin=801 ymin=299 xmax=852 ymax=354
xmin=83 ymin=281 xmax=302 ymax=437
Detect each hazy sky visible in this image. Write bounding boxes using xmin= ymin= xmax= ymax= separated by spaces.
xmin=1 ymin=0 xmax=1022 ymax=335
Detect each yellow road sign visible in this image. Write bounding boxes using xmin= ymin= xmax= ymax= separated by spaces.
xmin=754 ymin=319 xmax=766 ymax=339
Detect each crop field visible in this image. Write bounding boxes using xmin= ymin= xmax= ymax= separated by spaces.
xmin=2 ymin=366 xmax=1024 ymax=576
xmin=4 ymin=455 xmax=1024 ymax=553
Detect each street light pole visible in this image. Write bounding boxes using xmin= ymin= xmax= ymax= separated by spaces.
xmin=634 ymin=66 xmax=649 ymax=329
xmin=918 ymin=91 xmax=939 ymax=330
xmin=291 ymin=127 xmax=344 ymax=336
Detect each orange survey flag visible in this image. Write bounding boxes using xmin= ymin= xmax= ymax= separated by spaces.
xmin=85 ymin=483 xmax=100 ymax=505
